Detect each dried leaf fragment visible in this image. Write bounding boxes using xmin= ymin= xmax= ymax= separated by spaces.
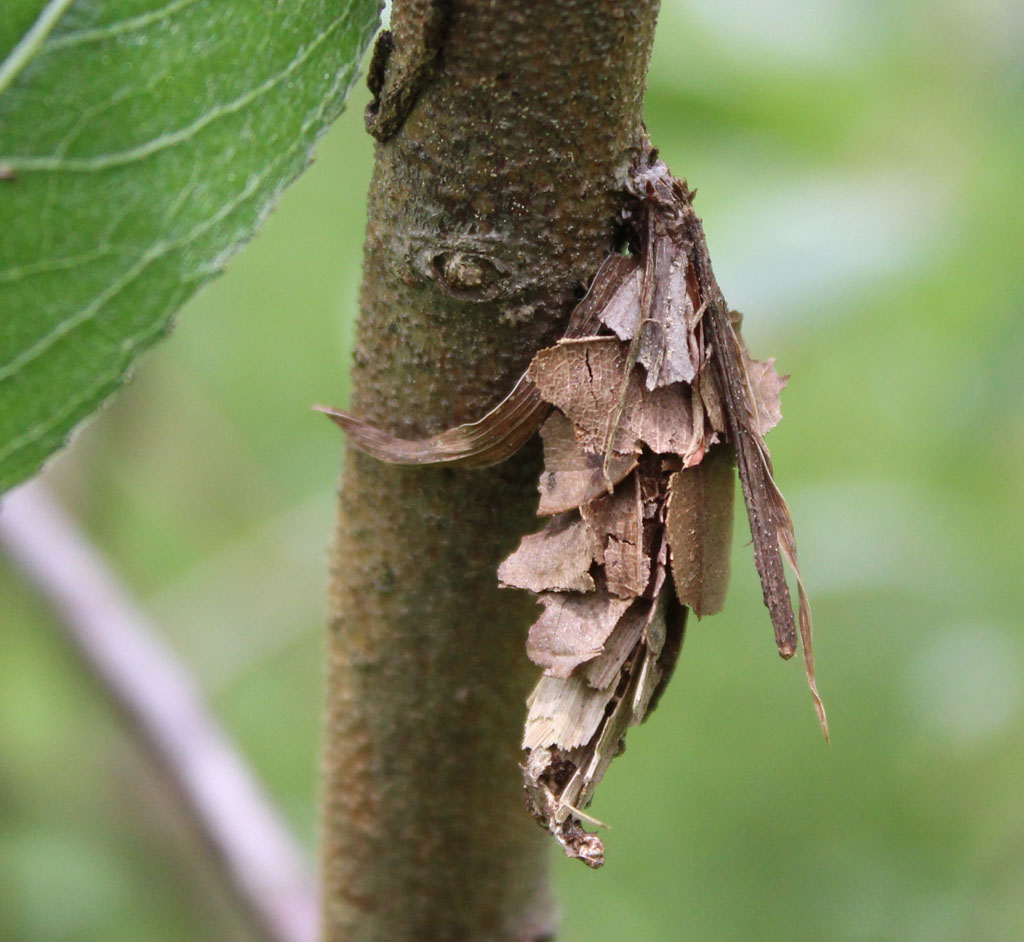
xmin=601 ymin=230 xmax=696 ymax=389
xmin=536 ymin=413 xmax=637 ymax=516
xmin=633 ymin=381 xmax=699 ymax=459
xmin=743 ymin=356 xmax=787 ymax=437
xmin=523 ymin=672 xmax=619 ymax=752
xmin=498 ymin=513 xmax=598 ymax=593
xmin=314 ymin=376 xmax=548 ymax=468
xmin=528 ymin=338 xmax=640 ymax=456
xmin=665 ymin=444 xmax=735 ymax=617
xmin=580 ymin=473 xmax=648 ymax=599
xmin=636 ymin=232 xmax=697 ymax=389
xmin=585 ymin=597 xmax=656 ymax=689
xmin=526 ymin=590 xmax=632 ymax=679
xmin=528 ymin=340 xmax=700 ymax=459
xmin=599 ymin=264 xmax=643 ymax=339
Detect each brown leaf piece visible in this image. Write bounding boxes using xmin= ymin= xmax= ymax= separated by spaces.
xmin=598 ymin=263 xmax=643 ymax=339
xmin=527 ymin=338 xmax=639 ymax=455
xmin=498 ymin=513 xmax=598 ymax=593
xmin=526 ymin=590 xmax=632 ymax=679
xmin=634 ymin=381 xmax=699 ymax=459
xmin=743 ymin=355 xmax=787 ymax=437
xmin=536 ymin=412 xmax=637 ymax=516
xmin=601 ymin=230 xmax=696 ymax=389
xmin=523 ymin=672 xmax=619 ymax=752
xmin=665 ymin=444 xmax=735 ymax=617
xmin=636 ymin=229 xmax=697 ymax=389
xmin=583 ymin=600 xmax=651 ymax=689
xmin=581 ymin=473 xmax=648 ymax=599
xmin=528 ymin=340 xmax=699 ymax=459
xmin=698 ymin=364 xmax=726 ymax=435
xmin=314 ymin=374 xmax=548 ymax=468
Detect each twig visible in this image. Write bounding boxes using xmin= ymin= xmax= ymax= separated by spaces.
xmin=0 ymin=481 xmax=318 ymax=942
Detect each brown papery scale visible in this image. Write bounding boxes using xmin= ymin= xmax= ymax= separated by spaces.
xmin=317 ymin=147 xmax=827 ymax=867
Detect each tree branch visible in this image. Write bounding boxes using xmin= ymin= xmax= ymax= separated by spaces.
xmin=321 ymin=1 xmax=661 ymax=938
xmin=0 ymin=482 xmax=317 ymax=942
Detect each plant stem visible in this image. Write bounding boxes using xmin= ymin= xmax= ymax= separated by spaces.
xmin=321 ymin=2 xmax=660 ymax=938
xmin=0 ymin=482 xmax=316 ymax=942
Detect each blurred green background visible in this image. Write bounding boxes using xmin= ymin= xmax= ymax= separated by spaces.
xmin=3 ymin=0 xmax=1023 ymax=938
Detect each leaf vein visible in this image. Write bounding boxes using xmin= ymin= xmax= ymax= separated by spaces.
xmin=0 ymin=0 xmax=76 ymax=97
xmin=0 ymin=245 xmax=121 ymax=284
xmin=0 ymin=67 xmax=348 ymax=384
xmin=45 ymin=0 xmax=203 ymax=51
xmin=0 ymin=9 xmax=353 ymax=172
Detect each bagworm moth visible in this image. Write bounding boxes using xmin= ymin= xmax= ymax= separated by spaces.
xmin=318 ymin=145 xmax=826 ymax=865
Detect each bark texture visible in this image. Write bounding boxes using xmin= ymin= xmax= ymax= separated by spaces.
xmin=322 ymin=2 xmax=660 ymax=938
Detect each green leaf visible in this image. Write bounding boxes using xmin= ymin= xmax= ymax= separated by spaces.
xmin=0 ymin=0 xmax=380 ymax=493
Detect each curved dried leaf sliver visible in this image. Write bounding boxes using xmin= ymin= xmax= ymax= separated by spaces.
xmin=317 ymin=253 xmax=640 ymax=467
xmin=314 ymin=375 xmax=547 ymax=468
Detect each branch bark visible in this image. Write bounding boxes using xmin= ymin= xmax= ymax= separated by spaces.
xmin=321 ymin=2 xmax=661 ymax=938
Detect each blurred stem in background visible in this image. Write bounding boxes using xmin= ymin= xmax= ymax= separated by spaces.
xmin=0 ymin=483 xmax=316 ymax=942
xmin=321 ymin=0 xmax=661 ymax=938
